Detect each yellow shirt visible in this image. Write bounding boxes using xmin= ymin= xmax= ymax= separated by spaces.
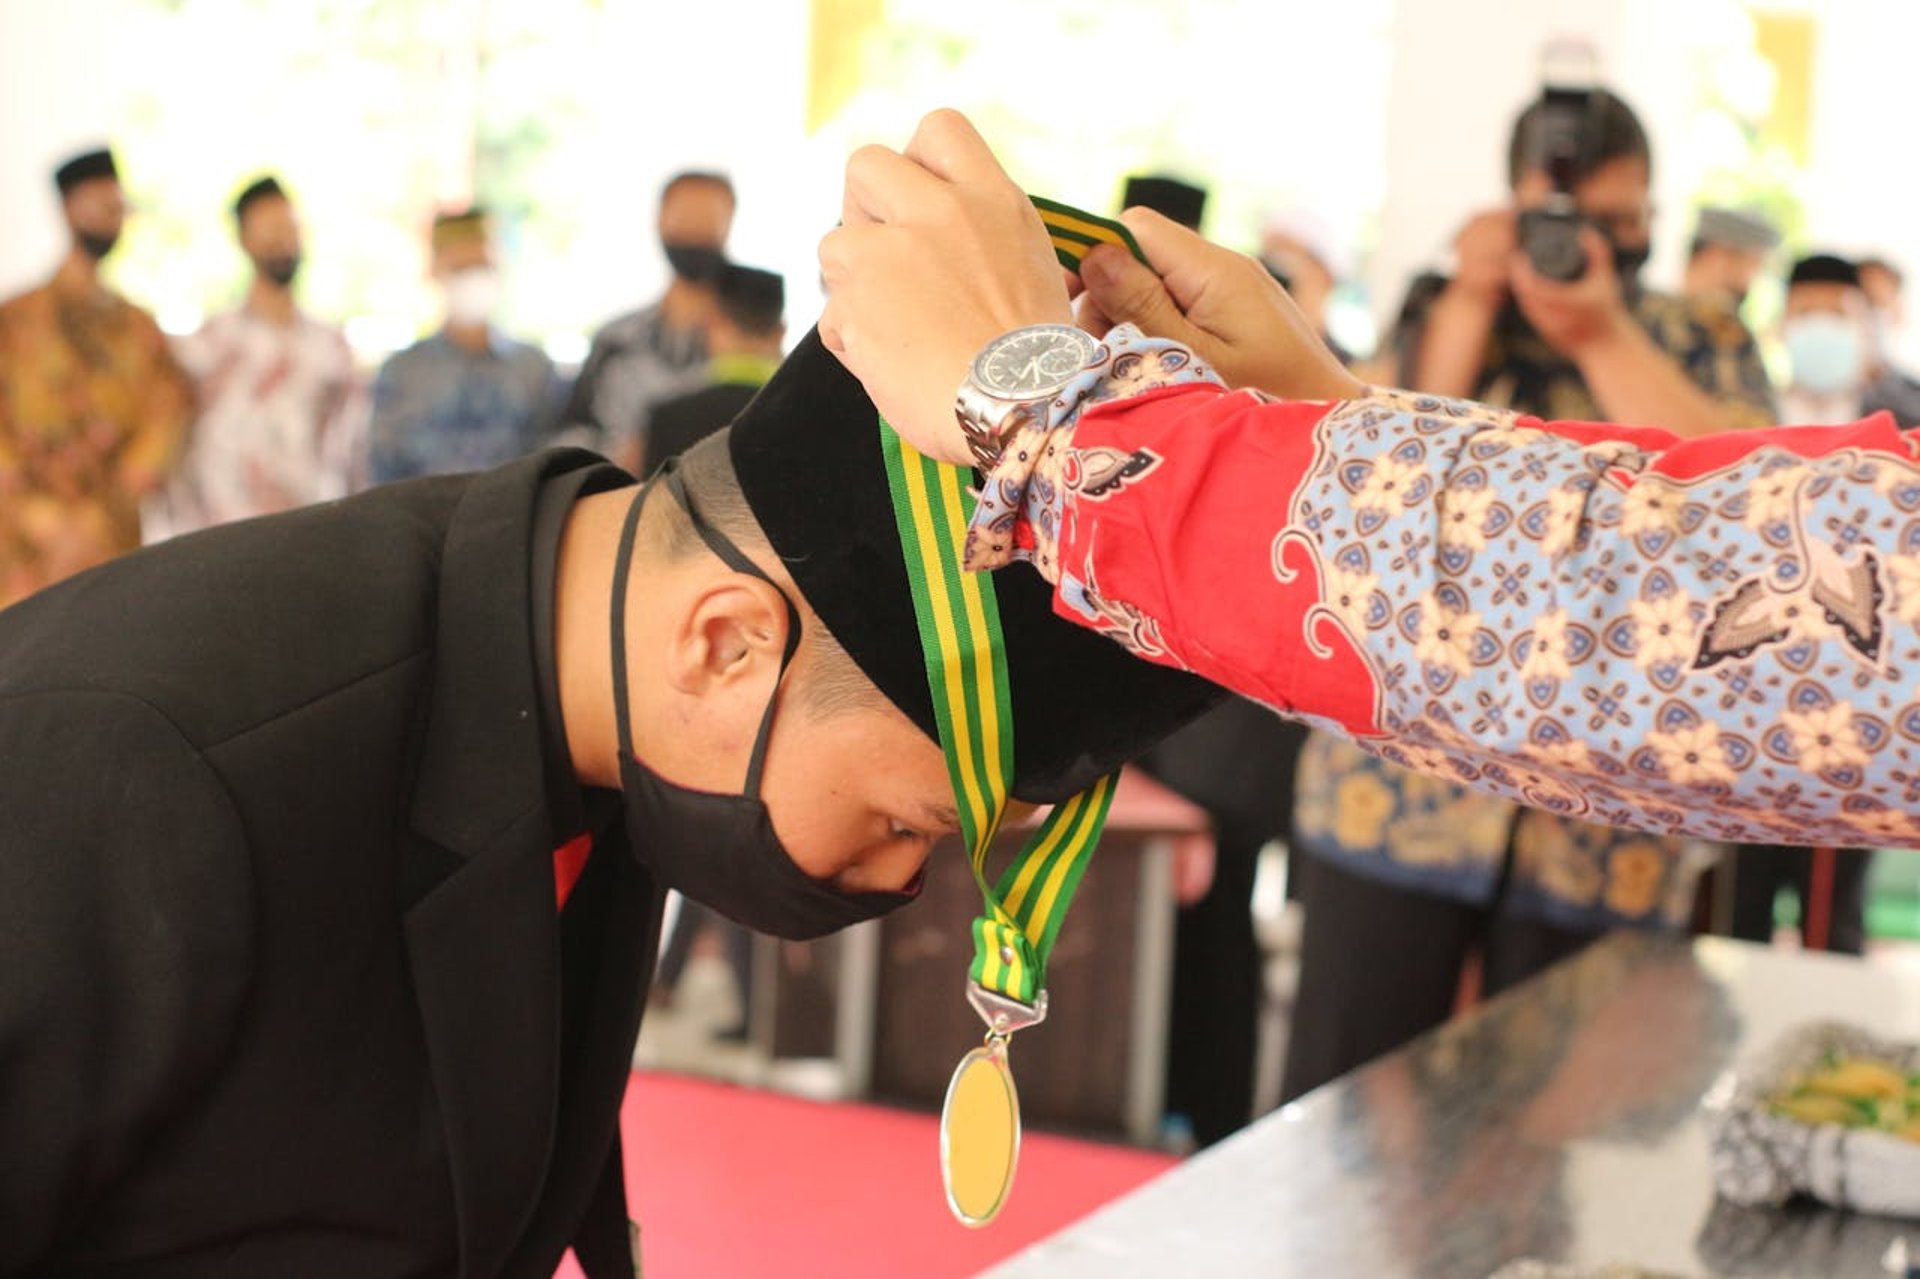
xmin=0 ymin=273 xmax=193 ymax=607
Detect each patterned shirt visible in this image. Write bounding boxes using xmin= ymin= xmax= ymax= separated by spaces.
xmin=158 ymin=307 xmax=363 ymax=535
xmin=558 ymin=302 xmax=707 ymax=457
xmin=1469 ymin=289 xmax=1777 ymax=428
xmin=366 ymin=331 xmax=558 ymax=485
xmin=1285 ymin=290 xmax=1777 ymax=926
xmin=965 ymin=326 xmax=1920 ymax=878
xmin=0 ymin=274 xmax=194 ymax=608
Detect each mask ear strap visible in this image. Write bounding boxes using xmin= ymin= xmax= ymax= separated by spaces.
xmin=609 ymin=478 xmax=654 ymax=763
xmin=662 ymin=461 xmax=801 ymax=797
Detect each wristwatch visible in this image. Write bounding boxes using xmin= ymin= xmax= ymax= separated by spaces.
xmin=954 ymin=324 xmax=1099 ymax=469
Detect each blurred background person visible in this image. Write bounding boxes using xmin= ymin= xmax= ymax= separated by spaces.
xmin=561 ymin=170 xmax=735 ymax=471
xmin=644 ymin=261 xmax=786 ymax=1040
xmin=1283 ymin=86 xmax=1775 ymax=1104
xmin=0 ymin=147 xmax=193 ymax=609
xmin=1110 ymin=173 xmax=1314 ymax=1148
xmin=1854 ymin=254 xmax=1920 ymax=427
xmin=1721 ymin=253 xmax=1878 ymax=956
xmin=155 ymin=175 xmax=362 ymax=537
xmin=641 ymin=262 xmax=785 ymax=475
xmin=365 ymin=206 xmax=558 ymax=485
xmin=1681 ymin=205 xmax=1779 ymax=315
xmin=1257 ymin=206 xmax=1353 ymax=362
xmin=1777 ymin=252 xmax=1877 ymax=424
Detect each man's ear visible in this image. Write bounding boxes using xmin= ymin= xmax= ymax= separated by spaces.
xmin=665 ymin=574 xmax=790 ymax=697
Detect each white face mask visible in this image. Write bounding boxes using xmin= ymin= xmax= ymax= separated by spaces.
xmin=443 ymin=266 xmax=501 ymax=327
xmin=1783 ymin=313 xmax=1867 ymax=396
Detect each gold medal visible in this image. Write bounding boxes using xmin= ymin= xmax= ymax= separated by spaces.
xmin=940 ymin=983 xmax=1048 ymax=1227
xmin=940 ymin=1039 xmax=1021 ymax=1227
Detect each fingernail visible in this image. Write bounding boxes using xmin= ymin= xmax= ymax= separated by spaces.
xmin=1081 ymin=248 xmax=1116 ymax=286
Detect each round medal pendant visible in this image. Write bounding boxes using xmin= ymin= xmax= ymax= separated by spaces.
xmin=939 ymin=1039 xmax=1022 ymax=1227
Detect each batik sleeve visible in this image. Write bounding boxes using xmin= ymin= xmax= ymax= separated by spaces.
xmin=967 ymin=325 xmax=1920 ymax=849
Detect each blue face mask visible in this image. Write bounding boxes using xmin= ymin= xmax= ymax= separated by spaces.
xmin=1784 ymin=314 xmax=1866 ymax=396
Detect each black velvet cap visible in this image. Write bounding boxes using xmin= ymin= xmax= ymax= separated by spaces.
xmin=1121 ymin=175 xmax=1207 ymax=230
xmin=54 ymin=148 xmax=118 ymax=195
xmin=729 ymin=329 xmax=1222 ymax=804
xmin=1789 ymin=253 xmax=1861 ymax=290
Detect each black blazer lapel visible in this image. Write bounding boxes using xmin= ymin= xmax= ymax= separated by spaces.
xmin=504 ymin=842 xmax=663 ymax=1279
xmin=403 ymin=450 xmax=608 ymax=1279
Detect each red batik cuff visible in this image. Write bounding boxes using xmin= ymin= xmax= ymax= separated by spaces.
xmin=962 ymin=324 xmax=1223 ymax=578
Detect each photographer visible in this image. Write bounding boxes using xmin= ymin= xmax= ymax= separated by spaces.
xmin=1411 ymin=90 xmax=1774 ymax=434
xmin=1280 ymin=86 xmax=1780 ymax=1101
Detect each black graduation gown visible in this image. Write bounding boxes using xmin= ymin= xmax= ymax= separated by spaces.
xmin=0 ymin=450 xmax=659 ymax=1278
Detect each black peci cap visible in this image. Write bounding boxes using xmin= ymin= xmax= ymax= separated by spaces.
xmin=1789 ymin=253 xmax=1862 ymax=290
xmin=1120 ymin=175 xmax=1207 ymax=230
xmin=729 ymin=329 xmax=1221 ymax=803
xmin=54 ymin=148 xmax=118 ymax=195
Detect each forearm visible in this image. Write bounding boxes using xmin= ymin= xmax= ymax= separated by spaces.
xmin=1572 ymin=321 xmax=1737 ymax=439
xmin=972 ymin=331 xmax=1920 ymax=849
xmin=1410 ymin=287 xmax=1499 ymax=399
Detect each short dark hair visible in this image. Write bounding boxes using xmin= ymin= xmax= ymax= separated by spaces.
xmin=233 ymin=175 xmax=287 ymax=226
xmin=1506 ymin=88 xmax=1651 ymax=189
xmin=656 ymin=432 xmax=883 ymax=720
xmin=661 ymin=170 xmax=736 ymax=208
xmin=715 ymin=264 xmax=784 ymax=337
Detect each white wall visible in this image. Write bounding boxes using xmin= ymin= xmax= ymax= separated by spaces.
xmin=0 ymin=0 xmax=153 ymax=297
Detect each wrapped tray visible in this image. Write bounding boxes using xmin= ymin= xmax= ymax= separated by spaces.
xmin=1703 ymin=1020 xmax=1920 ymax=1217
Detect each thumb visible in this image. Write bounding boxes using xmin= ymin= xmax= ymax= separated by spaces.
xmin=1080 ymin=242 xmax=1196 ymax=343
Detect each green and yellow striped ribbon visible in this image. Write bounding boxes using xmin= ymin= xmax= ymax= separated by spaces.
xmin=1030 ymin=194 xmax=1150 ymax=273
xmin=879 ymin=418 xmax=1117 ymax=1007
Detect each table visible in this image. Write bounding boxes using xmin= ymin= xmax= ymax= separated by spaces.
xmin=986 ymin=935 xmax=1920 ymax=1278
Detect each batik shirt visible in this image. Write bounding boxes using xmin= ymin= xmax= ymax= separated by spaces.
xmin=558 ymin=302 xmax=707 ymax=457
xmin=964 ymin=326 xmax=1920 ymax=891
xmin=366 ymin=331 xmax=558 ymax=485
xmin=0 ymin=275 xmax=194 ymax=608
xmin=1287 ymin=290 xmax=1774 ymax=927
xmin=159 ymin=307 xmax=363 ymax=535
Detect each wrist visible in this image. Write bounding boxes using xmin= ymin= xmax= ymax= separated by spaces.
xmin=1442 ymin=277 xmax=1506 ymax=314
xmin=961 ymin=325 xmax=1220 ymax=579
xmin=1565 ymin=304 xmax=1641 ymax=366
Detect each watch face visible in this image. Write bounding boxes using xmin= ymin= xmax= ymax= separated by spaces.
xmin=974 ymin=325 xmax=1096 ymax=399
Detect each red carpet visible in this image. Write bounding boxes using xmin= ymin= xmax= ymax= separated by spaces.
xmin=555 ymin=1070 xmax=1176 ymax=1279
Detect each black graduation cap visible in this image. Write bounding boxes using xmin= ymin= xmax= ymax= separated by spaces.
xmin=54 ymin=148 xmax=118 ymax=195
xmin=730 ymin=330 xmax=1222 ymax=804
xmin=1789 ymin=253 xmax=1861 ymax=290
xmin=715 ymin=264 xmax=785 ymax=332
xmin=1120 ymin=174 xmax=1207 ymax=230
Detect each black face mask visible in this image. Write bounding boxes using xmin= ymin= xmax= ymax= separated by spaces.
xmin=663 ymin=242 xmax=727 ymax=284
xmin=258 ymin=254 xmax=301 ymax=288
xmin=609 ymin=466 xmax=922 ymax=940
xmin=77 ymin=229 xmax=119 ymax=262
xmin=1601 ymin=231 xmax=1651 ymax=292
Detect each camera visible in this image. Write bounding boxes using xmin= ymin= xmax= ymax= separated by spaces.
xmin=1517 ymin=39 xmax=1601 ymax=283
